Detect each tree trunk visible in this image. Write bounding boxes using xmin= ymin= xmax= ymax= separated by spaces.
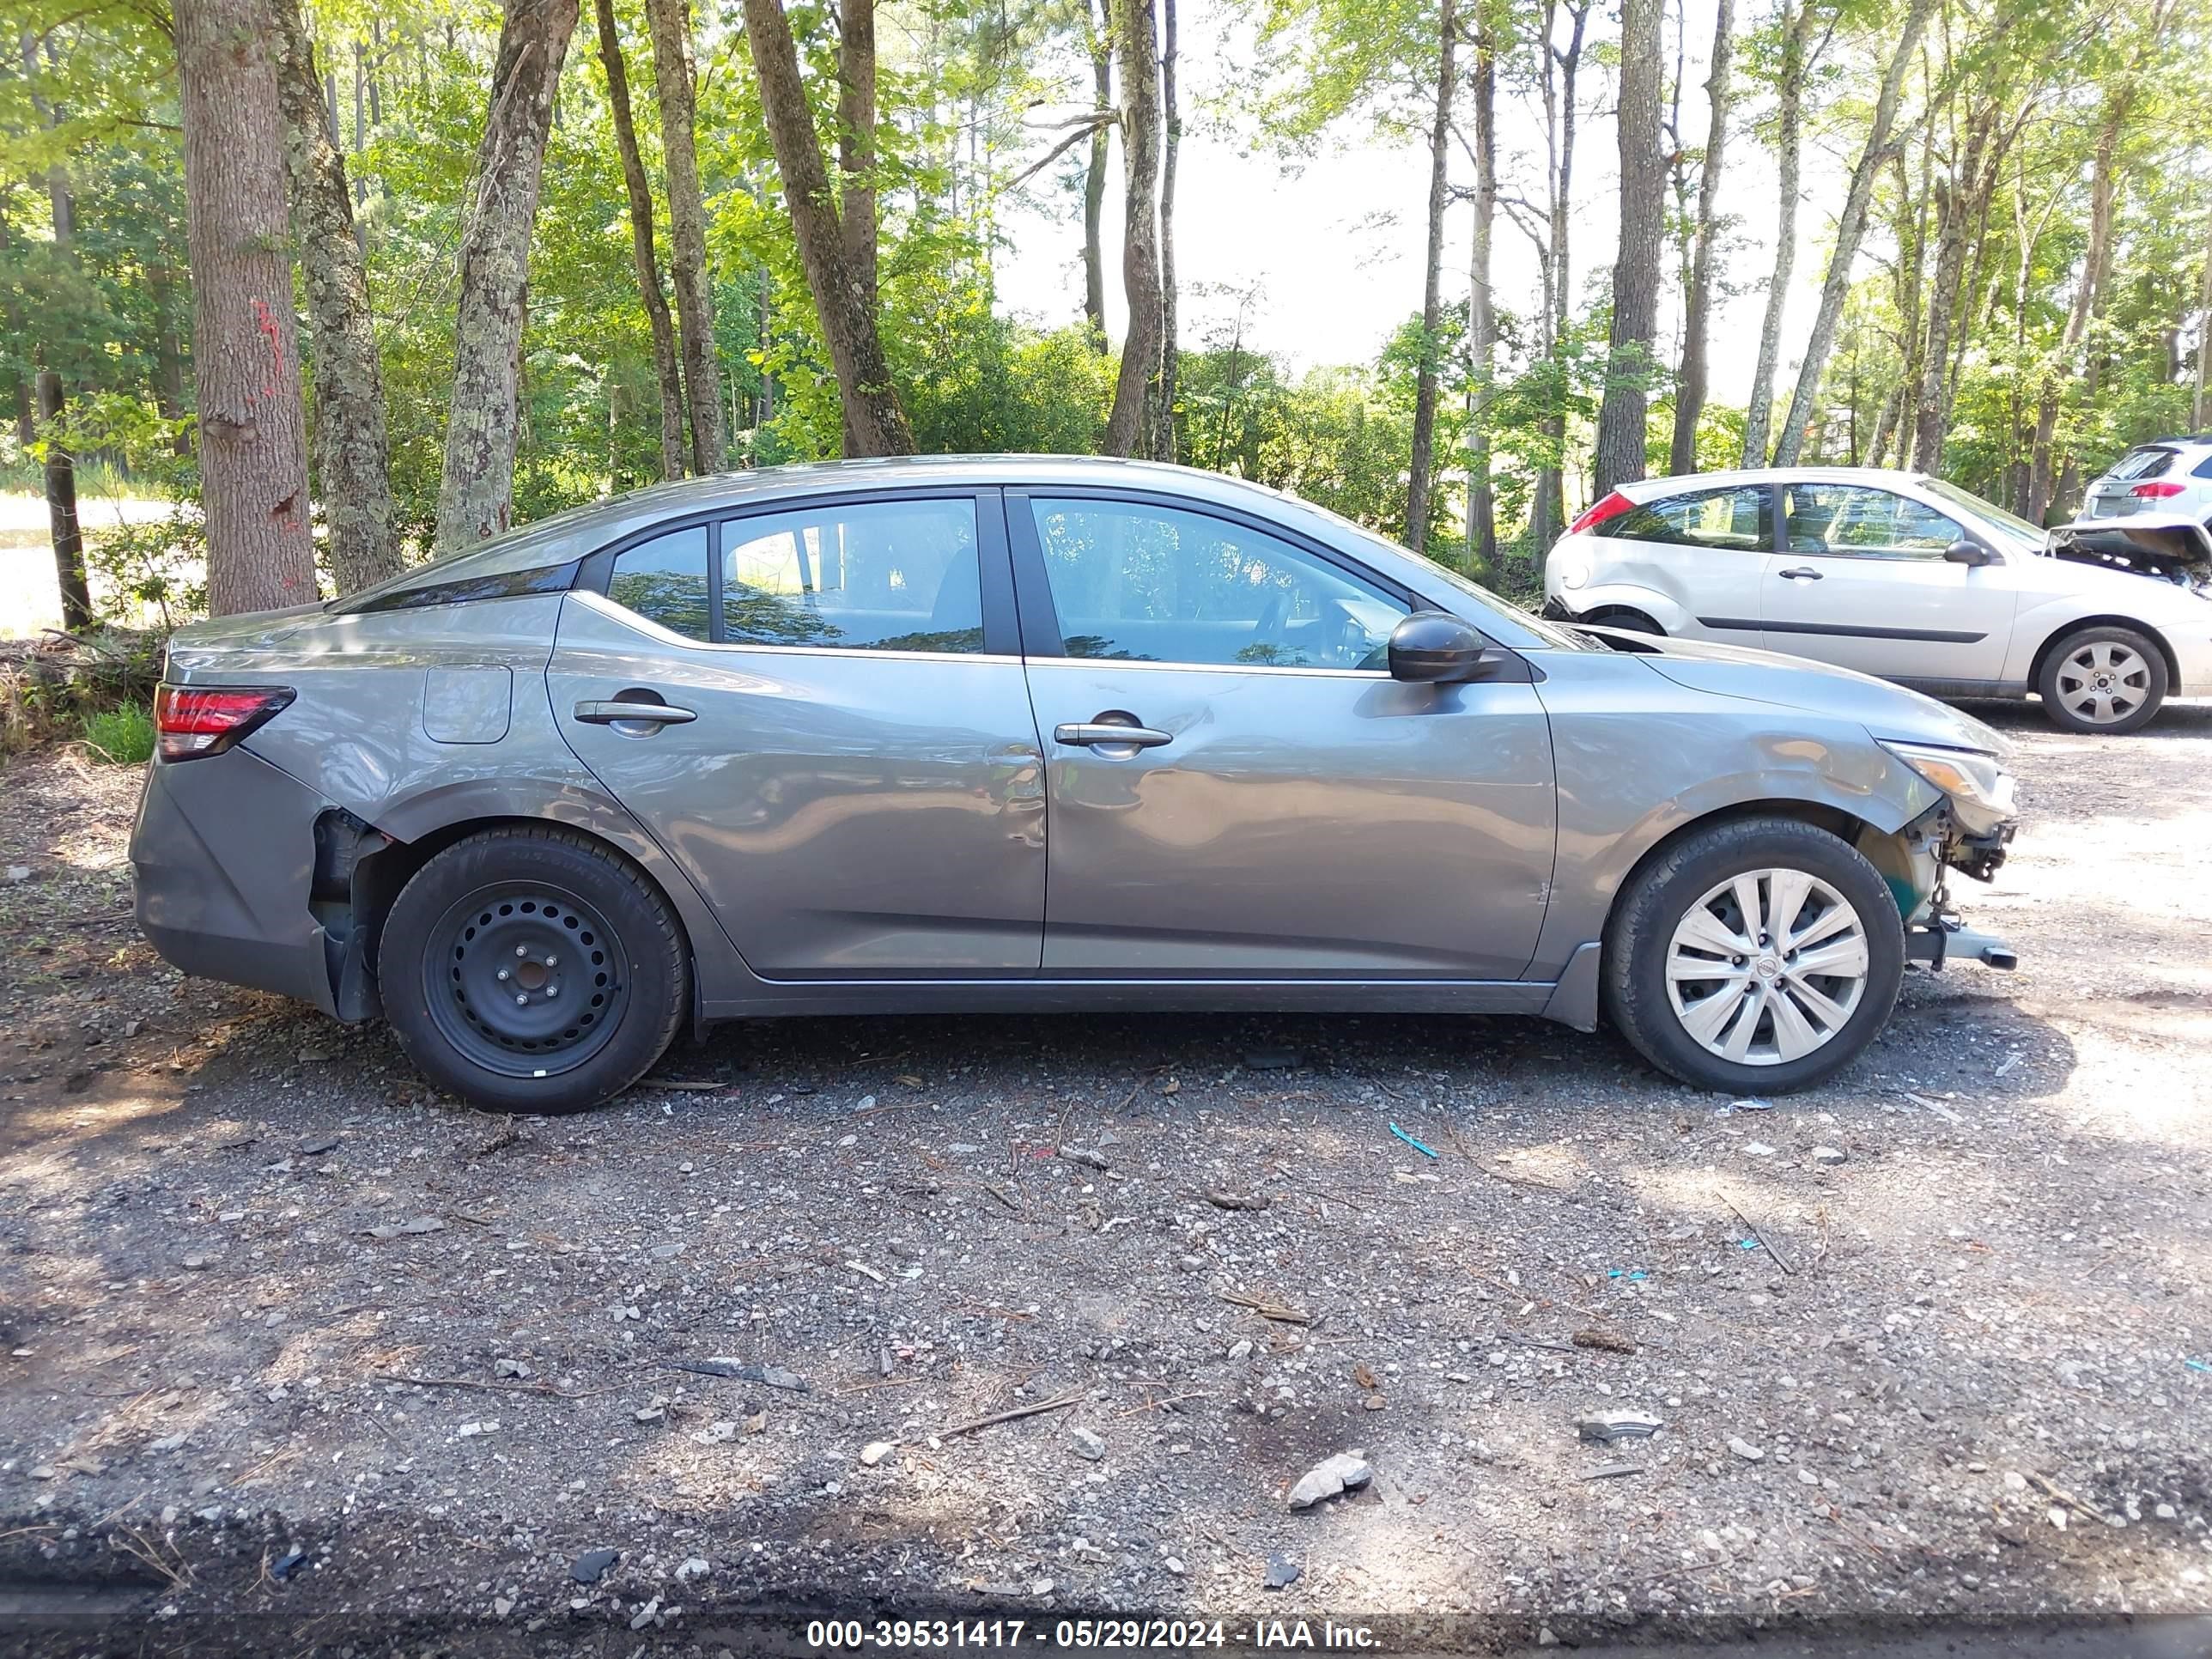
xmin=1771 ymin=0 xmax=1933 ymax=467
xmin=644 ymin=0 xmax=725 ymax=472
xmin=1911 ymin=106 xmax=1996 ymax=473
xmin=836 ymin=0 xmax=880 ymax=455
xmin=1082 ymin=0 xmax=1111 ymax=340
xmin=1150 ymin=0 xmax=1179 ymax=463
xmin=595 ymin=0 xmax=687 ymax=481
xmin=1865 ymin=381 xmax=1902 ymax=469
xmin=1404 ymin=0 xmax=1456 ymax=551
xmin=1464 ymin=9 xmax=1497 ymax=577
xmin=1741 ymin=0 xmax=1810 ymax=465
xmin=1592 ymin=0 xmax=1663 ymax=495
xmin=1889 ymin=142 xmax=1928 ymax=471
xmin=836 ymin=0 xmax=878 ymax=313
xmin=275 ymin=0 xmax=402 ymax=595
xmin=1668 ymin=0 xmax=1732 ymax=475
xmin=1102 ymin=0 xmax=1162 ymax=459
xmin=149 ymin=264 xmax=191 ymax=442
xmin=1532 ymin=0 xmax=1589 ymax=548
xmin=740 ymin=0 xmax=915 ymax=454
xmin=177 ymin=0 xmax=319 ymax=613
xmin=2029 ymin=97 xmax=2126 ymax=522
xmin=34 ymin=371 xmax=91 ymax=631
xmin=433 ymin=0 xmax=578 ymax=553
xmin=2196 ymin=207 xmax=2212 ymax=431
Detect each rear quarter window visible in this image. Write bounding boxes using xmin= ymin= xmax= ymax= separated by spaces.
xmin=607 ymin=525 xmax=712 ymax=640
xmin=1600 ymin=486 xmax=1772 ymax=551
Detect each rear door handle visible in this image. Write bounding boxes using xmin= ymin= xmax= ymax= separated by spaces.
xmin=1778 ymin=566 xmax=1823 ymax=580
xmin=1054 ymin=721 xmax=1172 ymax=749
xmin=574 ymin=700 xmax=697 ymax=726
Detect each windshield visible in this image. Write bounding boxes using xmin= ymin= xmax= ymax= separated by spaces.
xmin=1917 ymin=477 xmax=2045 ymax=553
xmin=1303 ymin=500 xmax=1606 ymax=648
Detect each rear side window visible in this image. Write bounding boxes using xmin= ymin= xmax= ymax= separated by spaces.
xmin=2192 ymin=453 xmax=2212 ymax=480
xmin=2112 ymin=446 xmax=2178 ymax=482
xmin=607 ymin=525 xmax=712 ymax=641
xmin=722 ymin=498 xmax=984 ymax=654
xmin=1601 ymin=486 xmax=1771 ymax=551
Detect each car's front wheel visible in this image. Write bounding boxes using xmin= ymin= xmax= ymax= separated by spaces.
xmin=2037 ymin=624 xmax=2166 ymax=733
xmin=379 ymin=826 xmax=688 ymax=1114
xmin=1604 ymin=817 xmax=1905 ymax=1095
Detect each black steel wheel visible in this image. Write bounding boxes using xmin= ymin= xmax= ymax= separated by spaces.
xmin=424 ymin=882 xmax=630 ymax=1077
xmin=380 ymin=826 xmax=687 ymax=1113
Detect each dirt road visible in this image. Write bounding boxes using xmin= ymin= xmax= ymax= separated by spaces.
xmin=3 ymin=701 xmax=2210 ymax=1655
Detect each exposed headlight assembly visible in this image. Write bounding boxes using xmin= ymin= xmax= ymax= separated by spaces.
xmin=1881 ymin=741 xmax=2017 ymax=836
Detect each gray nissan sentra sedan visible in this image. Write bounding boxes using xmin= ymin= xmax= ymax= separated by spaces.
xmin=131 ymin=455 xmax=2021 ymax=1113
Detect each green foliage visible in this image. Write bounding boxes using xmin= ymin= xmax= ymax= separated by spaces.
xmin=8 ymin=0 xmax=2212 ymax=657
xmin=80 ymin=697 xmax=154 ymax=764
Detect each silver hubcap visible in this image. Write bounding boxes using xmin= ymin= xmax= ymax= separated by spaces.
xmin=1666 ymin=868 xmax=1869 ymax=1066
xmin=2055 ymin=641 xmax=2149 ymax=726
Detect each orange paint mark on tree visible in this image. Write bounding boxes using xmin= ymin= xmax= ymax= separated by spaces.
xmin=252 ymin=297 xmax=283 ymax=399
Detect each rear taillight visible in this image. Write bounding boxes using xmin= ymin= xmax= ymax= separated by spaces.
xmin=154 ymin=684 xmax=295 ymax=762
xmin=1568 ymin=490 xmax=1635 ymax=536
xmin=2131 ymin=481 xmax=2187 ymax=499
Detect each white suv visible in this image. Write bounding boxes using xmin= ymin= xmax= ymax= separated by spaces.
xmin=1542 ymin=466 xmax=2212 ymax=733
xmin=2084 ymin=435 xmax=2212 ymax=522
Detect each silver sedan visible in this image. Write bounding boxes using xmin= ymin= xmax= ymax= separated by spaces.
xmin=131 ymin=456 xmax=2021 ymax=1112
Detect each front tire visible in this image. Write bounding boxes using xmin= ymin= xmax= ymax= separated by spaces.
xmin=379 ymin=826 xmax=688 ymax=1114
xmin=2037 ymin=624 xmax=2166 ymax=733
xmin=1583 ymin=607 xmax=1664 ymax=636
xmin=1603 ymin=817 xmax=1905 ymax=1095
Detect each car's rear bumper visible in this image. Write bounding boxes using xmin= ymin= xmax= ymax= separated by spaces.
xmin=131 ymin=745 xmax=340 ymax=1016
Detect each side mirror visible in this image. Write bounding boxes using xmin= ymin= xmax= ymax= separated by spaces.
xmin=1389 ymin=611 xmax=1499 ymax=684
xmin=1944 ymin=539 xmax=1994 ymax=568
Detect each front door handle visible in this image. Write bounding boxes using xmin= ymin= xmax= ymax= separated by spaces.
xmin=1054 ymin=721 xmax=1172 ymax=749
xmin=574 ymin=700 xmax=698 ymax=726
xmin=1778 ymin=566 xmax=1824 ymax=580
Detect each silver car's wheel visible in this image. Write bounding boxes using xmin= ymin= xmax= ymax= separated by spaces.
xmin=2038 ymin=624 xmax=2167 ymax=734
xmin=2053 ymin=640 xmax=2150 ymax=726
xmin=1663 ymin=867 xmax=1870 ymax=1067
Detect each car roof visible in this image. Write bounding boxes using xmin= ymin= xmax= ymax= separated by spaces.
xmin=1613 ymin=466 xmax=1943 ymax=501
xmin=337 ymin=455 xmax=1325 ymax=610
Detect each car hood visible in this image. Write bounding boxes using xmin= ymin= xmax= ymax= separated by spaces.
xmin=1579 ymin=627 xmax=2011 ymax=756
xmin=2046 ymin=515 xmax=2212 ymax=590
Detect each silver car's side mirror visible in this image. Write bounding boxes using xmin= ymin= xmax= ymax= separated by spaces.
xmin=1944 ymin=539 xmax=1995 ymax=568
xmin=1389 ymin=611 xmax=1500 ymax=684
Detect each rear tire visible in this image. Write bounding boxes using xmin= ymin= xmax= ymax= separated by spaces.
xmin=1603 ymin=817 xmax=1904 ymax=1096
xmin=379 ymin=826 xmax=688 ymax=1114
xmin=2037 ymin=624 xmax=2166 ymax=733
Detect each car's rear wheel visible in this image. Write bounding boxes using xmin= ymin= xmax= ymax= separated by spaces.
xmin=2037 ymin=624 xmax=2166 ymax=733
xmin=1604 ymin=817 xmax=1904 ymax=1095
xmin=379 ymin=826 xmax=687 ymax=1114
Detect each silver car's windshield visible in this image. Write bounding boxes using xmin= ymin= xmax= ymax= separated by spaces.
xmin=1918 ymin=477 xmax=2045 ymax=554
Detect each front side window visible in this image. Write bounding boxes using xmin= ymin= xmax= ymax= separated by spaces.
xmin=1028 ymin=499 xmax=1410 ymax=669
xmin=1784 ymin=485 xmax=1965 ymax=560
xmin=721 ymin=498 xmax=984 ymax=653
xmin=607 ymin=525 xmax=712 ymax=641
xmin=1601 ymin=486 xmax=1771 ymax=552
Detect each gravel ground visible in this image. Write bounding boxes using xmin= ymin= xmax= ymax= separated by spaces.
xmin=3 ymin=702 xmax=2212 ymax=1656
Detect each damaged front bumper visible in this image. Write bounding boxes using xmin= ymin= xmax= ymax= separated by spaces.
xmin=1860 ymin=803 xmax=2019 ymax=974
